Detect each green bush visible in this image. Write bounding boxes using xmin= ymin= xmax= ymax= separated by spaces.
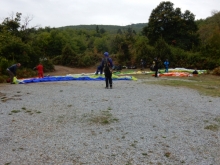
xmin=212 ymin=66 xmax=220 ymax=76
xmin=41 ymin=59 xmax=55 ymax=72
xmin=0 ymin=75 xmax=7 ymax=83
xmin=0 ymin=58 xmax=11 ymax=75
xmin=17 ymin=68 xmax=37 ymax=78
xmin=52 ymin=55 xmax=62 ymax=65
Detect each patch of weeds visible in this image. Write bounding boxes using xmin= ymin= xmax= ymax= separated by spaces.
xmin=57 ymin=115 xmax=65 ymax=123
xmin=142 ymin=153 xmax=148 ymax=156
xmin=21 ymin=107 xmax=26 ymax=110
xmin=88 ymin=110 xmax=118 ymax=125
xmin=164 ymin=152 xmax=171 ymax=157
xmin=67 ymin=104 xmax=72 ymax=107
xmin=5 ymin=162 xmax=11 ymax=165
xmin=148 ymin=99 xmax=152 ymax=101
xmin=125 ymin=161 xmax=132 ymax=165
xmin=36 ymin=111 xmax=41 ymax=114
xmin=214 ymin=117 xmax=220 ymax=123
xmin=130 ymin=143 xmax=136 ymax=148
xmin=11 ymin=110 xmax=21 ymax=113
xmin=1 ymin=96 xmax=7 ymax=100
xmin=107 ymin=107 xmax=112 ymax=110
xmin=122 ymin=136 xmax=125 ymax=139
xmin=180 ymin=160 xmax=185 ymax=163
xmin=162 ymin=136 xmax=166 ymax=138
xmin=25 ymin=110 xmax=32 ymax=113
xmin=203 ymin=120 xmax=209 ymax=123
xmin=8 ymin=113 xmax=12 ymax=115
xmin=112 ymin=118 xmax=119 ymax=122
xmin=17 ymin=91 xmax=21 ymax=93
xmin=204 ymin=124 xmax=219 ymax=131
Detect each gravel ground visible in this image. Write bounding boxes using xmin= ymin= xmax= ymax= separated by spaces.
xmin=0 ymin=79 xmax=220 ymax=165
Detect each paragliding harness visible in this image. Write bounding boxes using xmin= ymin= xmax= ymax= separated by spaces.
xmin=150 ymin=60 xmax=155 ymax=71
xmin=103 ymin=57 xmax=112 ymax=74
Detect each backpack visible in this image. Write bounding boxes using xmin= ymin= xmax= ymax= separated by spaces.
xmin=150 ymin=61 xmax=155 ymax=71
xmin=103 ymin=57 xmax=111 ymax=72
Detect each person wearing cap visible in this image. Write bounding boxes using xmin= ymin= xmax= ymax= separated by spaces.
xmin=101 ymin=52 xmax=113 ymax=89
xmin=6 ymin=63 xmax=21 ymax=84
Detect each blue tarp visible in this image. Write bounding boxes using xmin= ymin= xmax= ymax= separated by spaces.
xmin=19 ymin=75 xmax=135 ymax=84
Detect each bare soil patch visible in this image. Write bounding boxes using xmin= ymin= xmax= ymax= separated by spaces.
xmin=46 ymin=65 xmax=97 ymax=76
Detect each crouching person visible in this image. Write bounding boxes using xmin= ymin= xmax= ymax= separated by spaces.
xmin=6 ymin=63 xmax=21 ymax=84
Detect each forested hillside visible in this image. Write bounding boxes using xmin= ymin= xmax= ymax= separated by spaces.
xmin=0 ymin=1 xmax=220 ymax=82
xmin=59 ymin=23 xmax=148 ymax=34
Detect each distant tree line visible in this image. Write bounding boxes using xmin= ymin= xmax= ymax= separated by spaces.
xmin=0 ymin=1 xmax=220 ymax=81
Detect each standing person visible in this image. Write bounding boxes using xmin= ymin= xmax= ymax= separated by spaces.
xmin=164 ymin=59 xmax=169 ymax=73
xmin=154 ymin=58 xmax=159 ymax=77
xmin=6 ymin=63 xmax=21 ymax=84
xmin=102 ymin=52 xmax=113 ymax=89
xmin=34 ymin=63 xmax=44 ymax=78
xmin=140 ymin=59 xmax=144 ymax=70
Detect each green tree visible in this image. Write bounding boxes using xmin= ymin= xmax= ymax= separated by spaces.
xmin=132 ymin=36 xmax=154 ymax=66
xmin=143 ymin=1 xmax=199 ymax=50
xmin=61 ymin=44 xmax=76 ymax=66
xmin=154 ymin=38 xmax=172 ymax=63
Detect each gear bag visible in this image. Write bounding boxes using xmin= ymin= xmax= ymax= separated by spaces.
xmin=103 ymin=57 xmax=111 ymax=72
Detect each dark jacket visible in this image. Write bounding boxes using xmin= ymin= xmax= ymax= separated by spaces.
xmin=101 ymin=57 xmax=113 ymax=71
xmin=8 ymin=64 xmax=18 ymax=75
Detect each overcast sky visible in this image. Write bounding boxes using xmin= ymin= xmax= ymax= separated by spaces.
xmin=1 ymin=0 xmax=219 ymax=28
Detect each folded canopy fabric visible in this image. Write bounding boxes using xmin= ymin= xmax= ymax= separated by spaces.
xmin=17 ymin=74 xmax=137 ymax=84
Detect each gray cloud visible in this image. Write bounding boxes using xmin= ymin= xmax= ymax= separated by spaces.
xmin=1 ymin=0 xmax=219 ymax=28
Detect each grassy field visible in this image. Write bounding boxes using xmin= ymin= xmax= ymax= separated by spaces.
xmin=132 ymin=73 xmax=220 ymax=97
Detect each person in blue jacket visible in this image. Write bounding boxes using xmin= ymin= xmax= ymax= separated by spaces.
xmin=164 ymin=59 xmax=169 ymax=73
xmin=6 ymin=63 xmax=21 ymax=84
xmin=95 ymin=64 xmax=103 ymax=75
xmin=101 ymin=52 xmax=113 ymax=89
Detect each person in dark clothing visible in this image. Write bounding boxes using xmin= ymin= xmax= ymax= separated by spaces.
xmin=95 ymin=64 xmax=103 ymax=75
xmin=154 ymin=58 xmax=159 ymax=77
xmin=140 ymin=59 xmax=144 ymax=70
xmin=101 ymin=52 xmax=113 ymax=89
xmin=192 ymin=68 xmax=198 ymax=74
xmin=6 ymin=63 xmax=21 ymax=84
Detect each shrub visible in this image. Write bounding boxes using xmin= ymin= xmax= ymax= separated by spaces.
xmin=52 ymin=55 xmax=62 ymax=65
xmin=0 ymin=75 xmax=7 ymax=83
xmin=41 ymin=59 xmax=55 ymax=72
xmin=212 ymin=66 xmax=220 ymax=76
xmin=17 ymin=68 xmax=37 ymax=78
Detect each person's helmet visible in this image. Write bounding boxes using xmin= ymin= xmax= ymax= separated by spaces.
xmin=104 ymin=52 xmax=109 ymax=57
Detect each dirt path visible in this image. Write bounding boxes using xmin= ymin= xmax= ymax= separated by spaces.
xmin=46 ymin=65 xmax=97 ymax=76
